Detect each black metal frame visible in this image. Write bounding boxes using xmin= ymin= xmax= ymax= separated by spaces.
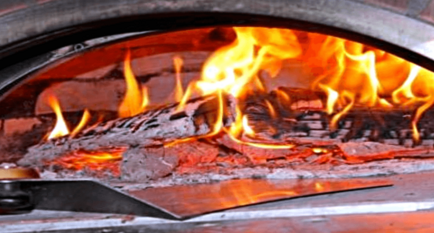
xmin=1 ymin=12 xmax=434 ymax=100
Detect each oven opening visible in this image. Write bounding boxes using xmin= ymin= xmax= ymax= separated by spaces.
xmin=1 ymin=26 xmax=434 ymax=185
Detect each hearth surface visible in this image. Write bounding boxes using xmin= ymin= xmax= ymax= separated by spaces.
xmin=1 ymin=171 xmax=434 ymax=232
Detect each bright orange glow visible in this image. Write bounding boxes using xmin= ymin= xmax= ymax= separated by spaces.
xmin=118 ymin=50 xmax=149 ymax=118
xmin=47 ymin=148 xmax=125 ymax=177
xmin=315 ymin=182 xmax=325 ymax=192
xmin=197 ymin=27 xmax=301 ymax=97
xmin=312 ymin=148 xmax=328 ymax=154
xmin=47 ymin=95 xmax=70 ymax=139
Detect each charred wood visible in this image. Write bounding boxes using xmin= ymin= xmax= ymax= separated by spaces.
xmin=242 ymin=87 xmax=434 ymax=147
xmin=18 ymin=94 xmax=236 ymax=166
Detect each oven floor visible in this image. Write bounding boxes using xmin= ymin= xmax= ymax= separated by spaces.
xmin=2 ymin=171 xmax=434 ymax=232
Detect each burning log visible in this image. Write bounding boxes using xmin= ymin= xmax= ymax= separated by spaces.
xmin=18 ymin=94 xmax=236 ymax=168
xmin=18 ymin=85 xmax=434 ymax=181
xmin=242 ymin=87 xmax=434 ymax=147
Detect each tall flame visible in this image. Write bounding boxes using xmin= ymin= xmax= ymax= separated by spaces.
xmin=118 ymin=50 xmax=149 ymax=118
xmin=47 ymin=95 xmax=69 ymax=140
xmin=48 ymin=27 xmax=434 ymax=153
xmin=188 ymin=27 xmax=303 ymax=144
xmin=42 ymin=27 xmax=434 ymax=176
xmin=192 ymin=27 xmax=434 ymax=142
xmin=197 ymin=27 xmax=301 ymax=97
xmin=47 ymin=96 xmax=90 ymax=140
xmin=70 ymin=109 xmax=91 ymax=137
xmin=304 ymin=32 xmax=434 ymax=139
xmin=173 ymin=55 xmax=184 ymax=102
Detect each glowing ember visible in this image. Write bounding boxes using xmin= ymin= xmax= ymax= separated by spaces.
xmin=312 ymin=148 xmax=328 ymax=154
xmin=118 ymin=50 xmax=149 ymax=118
xmin=315 ymin=182 xmax=325 ymax=192
xmin=46 ymin=148 xmax=125 ymax=177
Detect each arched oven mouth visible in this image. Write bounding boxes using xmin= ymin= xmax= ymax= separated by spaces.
xmin=3 ymin=23 xmax=434 ymax=181
xmin=2 ymin=0 xmax=434 ymax=230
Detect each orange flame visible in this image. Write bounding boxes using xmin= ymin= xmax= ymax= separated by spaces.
xmin=173 ymin=55 xmax=184 ymax=102
xmin=118 ymin=50 xmax=149 ymax=117
xmin=392 ymin=65 xmax=421 ymax=104
xmin=242 ymin=115 xmax=255 ymax=136
xmin=46 ymin=27 xmax=434 ymax=175
xmin=305 ymin=31 xmax=434 ymax=139
xmin=319 ymin=84 xmax=339 ymax=115
xmin=188 ymin=27 xmax=303 ymax=145
xmin=47 ymin=97 xmax=91 ymax=140
xmin=197 ymin=27 xmax=301 ymax=97
xmin=176 ymin=26 xmax=434 ymax=145
xmin=47 ymin=95 xmax=69 ymax=140
xmin=70 ymin=109 xmax=91 ymax=137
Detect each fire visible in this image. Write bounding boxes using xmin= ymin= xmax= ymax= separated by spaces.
xmin=51 ymin=27 xmax=434 ymax=148
xmin=197 ymin=27 xmax=301 ymax=97
xmin=70 ymin=109 xmax=91 ymax=137
xmin=47 ymin=95 xmax=90 ymax=140
xmin=173 ymin=55 xmax=184 ymax=102
xmin=43 ymin=26 xmax=434 ymax=175
xmin=47 ymin=95 xmax=69 ymax=139
xmin=242 ymin=115 xmax=255 ymax=136
xmin=178 ymin=27 xmax=303 ymax=147
xmin=189 ymin=27 xmax=434 ymax=143
xmin=45 ymin=50 xmax=152 ymax=174
xmin=304 ymin=35 xmax=434 ymax=139
xmin=118 ymin=50 xmax=149 ymax=118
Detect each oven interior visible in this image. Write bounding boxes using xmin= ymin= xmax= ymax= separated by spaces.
xmin=2 ymin=10 xmax=434 ymax=231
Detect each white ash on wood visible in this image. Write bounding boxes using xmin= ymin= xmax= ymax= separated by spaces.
xmin=122 ymin=146 xmax=179 ymax=182
xmin=339 ymin=141 xmax=434 ymax=162
xmin=122 ymin=141 xmax=220 ymax=182
xmin=243 ymin=87 xmax=434 ymax=147
xmin=18 ymin=86 xmax=434 ymax=182
xmin=18 ymin=94 xmax=236 ymax=167
xmin=122 ymin=158 xmax=434 ymax=189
